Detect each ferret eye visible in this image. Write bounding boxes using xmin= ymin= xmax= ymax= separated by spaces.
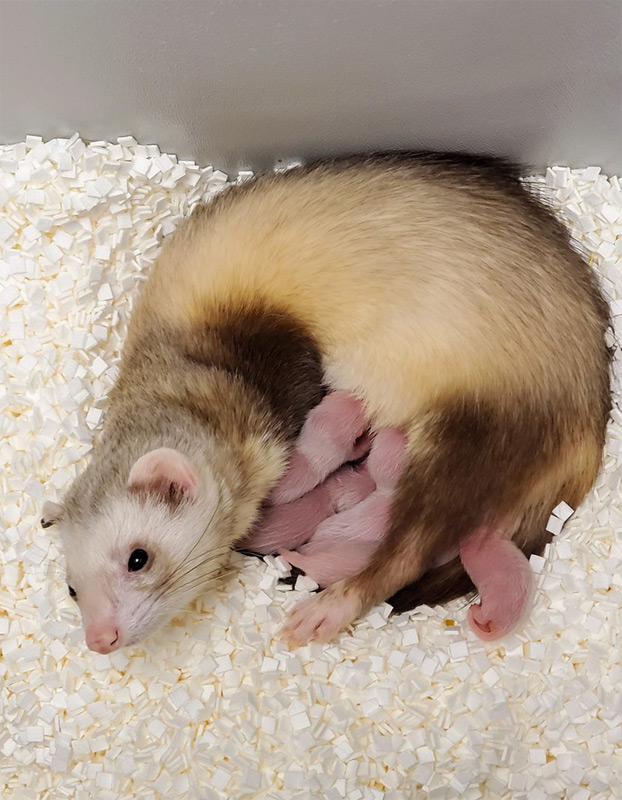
xmin=128 ymin=549 xmax=149 ymax=572
xmin=68 ymin=585 xmax=77 ymax=600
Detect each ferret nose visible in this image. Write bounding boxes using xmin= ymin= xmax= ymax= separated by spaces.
xmin=86 ymin=624 xmax=121 ymax=654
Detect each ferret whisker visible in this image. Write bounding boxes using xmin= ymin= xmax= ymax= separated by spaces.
xmin=154 ymin=495 xmax=224 ymax=595
xmin=154 ymin=558 xmax=225 ymax=601
xmin=159 ymin=565 xmax=240 ymax=601
xmin=156 ymin=560 xmax=232 ymax=603
xmin=170 ymin=485 xmax=223 ymax=578
xmin=173 ymin=542 xmax=232 ymax=576
xmin=26 ymin=569 xmax=64 ymax=576
xmin=157 ymin=544 xmax=232 ymax=593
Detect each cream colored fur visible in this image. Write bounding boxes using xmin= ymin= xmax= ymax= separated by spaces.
xmin=135 ymin=164 xmax=604 ymax=434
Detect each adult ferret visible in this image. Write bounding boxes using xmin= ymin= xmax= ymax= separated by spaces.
xmin=42 ymin=153 xmax=611 ymax=652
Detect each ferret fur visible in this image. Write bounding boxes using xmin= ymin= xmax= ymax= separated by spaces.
xmin=47 ymin=153 xmax=611 ymax=649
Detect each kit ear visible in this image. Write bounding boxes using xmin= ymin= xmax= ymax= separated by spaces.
xmin=128 ymin=448 xmax=198 ymax=507
xmin=41 ymin=501 xmax=64 ymax=528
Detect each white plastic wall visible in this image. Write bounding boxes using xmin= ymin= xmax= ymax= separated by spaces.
xmin=1 ymin=0 xmax=620 ymax=173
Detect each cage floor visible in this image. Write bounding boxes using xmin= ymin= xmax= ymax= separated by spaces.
xmin=1 ymin=136 xmax=621 ymax=800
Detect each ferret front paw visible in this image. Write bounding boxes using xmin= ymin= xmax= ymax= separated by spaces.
xmin=280 ymin=584 xmax=361 ymax=648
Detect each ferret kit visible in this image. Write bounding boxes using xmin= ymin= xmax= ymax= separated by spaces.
xmin=42 ymin=152 xmax=611 ymax=653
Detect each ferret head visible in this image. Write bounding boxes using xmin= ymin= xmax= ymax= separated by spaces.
xmin=42 ymin=448 xmax=226 ymax=654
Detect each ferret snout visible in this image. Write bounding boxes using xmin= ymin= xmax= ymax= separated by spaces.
xmin=86 ymin=620 xmax=122 ymax=654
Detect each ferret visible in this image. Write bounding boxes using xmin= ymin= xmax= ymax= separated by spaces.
xmin=42 ymin=153 xmax=611 ymax=653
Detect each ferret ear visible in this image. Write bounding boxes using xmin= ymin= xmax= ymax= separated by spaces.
xmin=128 ymin=448 xmax=198 ymax=507
xmin=41 ymin=501 xmax=64 ymax=528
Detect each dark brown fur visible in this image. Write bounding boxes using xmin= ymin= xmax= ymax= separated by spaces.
xmin=181 ymin=305 xmax=326 ymax=440
xmin=119 ymin=304 xmax=324 ymax=441
xmin=63 ymin=304 xmax=324 ymax=527
xmin=342 ymin=385 xmax=610 ymax=613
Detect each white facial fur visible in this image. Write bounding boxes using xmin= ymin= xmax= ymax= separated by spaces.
xmin=51 ymin=449 xmax=225 ymax=652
